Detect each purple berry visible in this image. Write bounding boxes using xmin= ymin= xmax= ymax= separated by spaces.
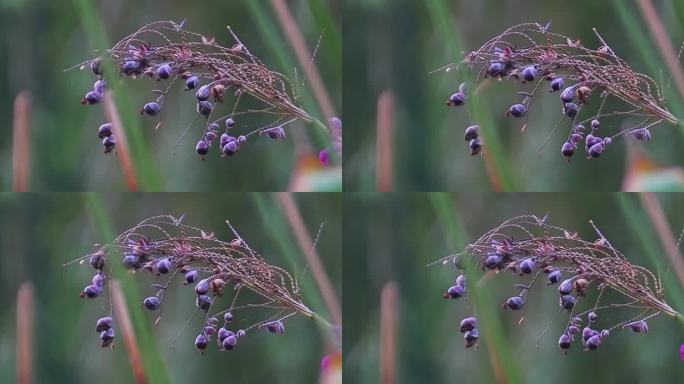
xmin=92 ymin=273 xmax=105 ymax=288
xmin=560 ymin=87 xmax=575 ymax=103
xmin=484 ymin=254 xmax=502 ymax=269
xmin=197 ymin=100 xmax=213 ymax=117
xmin=157 ymin=63 xmax=172 ymax=79
xmin=196 ymin=140 xmax=209 ymax=157
xmin=600 ymin=329 xmax=609 ymax=338
xmin=121 ymin=254 xmax=139 ymax=269
xmin=632 ymin=128 xmax=651 ymax=141
xmin=143 ymin=102 xmax=161 ymax=116
xmin=222 ymin=335 xmax=238 ymax=350
xmin=591 ymin=119 xmax=600 ymax=129
xmin=98 ymin=123 xmax=112 ymax=139
xmin=82 ymin=284 xmax=101 ymax=298
xmin=505 ymin=296 xmax=525 ymax=310
xmin=567 ymin=325 xmax=580 ymax=336
xmin=464 ymin=125 xmax=479 ymax=141
xmin=93 ymin=79 xmax=106 ymax=94
xmin=222 ymin=141 xmax=238 ymax=156
xmin=588 ymin=142 xmax=604 ymax=158
xmin=550 ymin=77 xmax=564 ymax=92
xmin=195 ymin=279 xmax=210 ymax=295
xmin=585 ymin=334 xmax=601 ymax=350
xmin=446 ymin=285 xmax=466 ymax=299
xmin=96 ymin=317 xmax=113 ymax=333
xmin=560 ymin=295 xmax=576 ymax=311
xmin=196 ymin=295 xmax=213 ymax=311
xmin=588 ymin=311 xmax=598 ymax=323
xmin=262 ymin=126 xmax=286 ymax=140
xmin=487 ymin=62 xmax=505 ymax=76
xmin=224 ymin=312 xmax=234 ymax=323
xmin=520 ymin=258 xmax=535 ymax=274
xmin=264 ymin=320 xmax=285 ymax=334
xmin=558 ymin=279 xmax=573 ymax=295
xmin=184 ymin=270 xmax=198 ymax=284
xmin=102 ymin=135 xmax=116 ymax=154
xmin=582 ymin=327 xmax=598 ymax=342
xmin=218 ymin=327 xmax=231 ymax=343
xmin=83 ymin=91 xmax=102 ymax=105
xmin=156 ymin=258 xmax=171 ymax=274
xmin=464 ymin=328 xmax=479 ymax=348
xmin=203 ymin=326 xmax=217 ymax=338
xmin=561 ymin=142 xmax=574 ymax=159
xmin=459 ymin=317 xmax=477 ymax=333
xmin=121 ymin=60 xmax=140 ymax=75
xmin=100 ymin=328 xmax=115 ymax=347
xmin=143 ymin=296 xmax=161 ymax=310
xmin=469 ymin=138 xmax=482 ymax=156
xmin=455 ymin=274 xmax=466 ymax=287
xmin=522 ymin=65 xmax=537 ymax=81
xmin=185 ymin=76 xmax=199 ymax=90
xmin=225 ymin=117 xmax=235 ymax=129
xmin=236 ymin=329 xmax=246 ymax=338
xmin=571 ymin=133 xmax=583 ymax=143
xmin=548 ymin=270 xmax=562 ymax=284
xmin=603 ymin=137 xmax=612 ymax=145
xmin=195 ymin=334 xmax=208 ymax=350
xmin=448 ymin=92 xmax=466 ymax=106
xmin=508 ymin=103 xmax=527 ymax=118
xmin=564 ymin=103 xmax=579 ymax=118
xmin=89 ymin=254 xmax=105 ymax=270
xmin=625 ymin=320 xmax=648 ymax=333
xmin=238 ymin=135 xmax=247 ymax=144
xmin=559 ymin=334 xmax=572 ymax=350
xmin=90 ymin=60 xmax=101 ymax=76
xmin=196 ymin=85 xmax=211 ymax=101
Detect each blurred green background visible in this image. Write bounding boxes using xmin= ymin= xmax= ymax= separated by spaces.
xmin=0 ymin=0 xmax=341 ymax=191
xmin=343 ymin=0 xmax=684 ymax=191
xmin=343 ymin=192 xmax=684 ymax=383
xmin=0 ymin=192 xmax=341 ymax=383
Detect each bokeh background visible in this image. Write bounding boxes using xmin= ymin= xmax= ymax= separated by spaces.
xmin=344 ymin=0 xmax=684 ymax=191
xmin=0 ymin=0 xmax=341 ymax=192
xmin=343 ymin=192 xmax=684 ymax=383
xmin=0 ymin=192 xmax=341 ymax=383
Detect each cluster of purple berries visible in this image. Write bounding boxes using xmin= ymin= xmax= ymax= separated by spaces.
xmin=79 ymin=252 xmax=115 ymax=347
xmin=193 ymin=312 xmax=248 ymax=353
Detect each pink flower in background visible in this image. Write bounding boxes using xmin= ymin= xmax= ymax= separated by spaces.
xmin=680 ymin=344 xmax=684 ymax=360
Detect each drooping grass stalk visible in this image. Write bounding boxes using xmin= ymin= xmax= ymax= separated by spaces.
xmin=379 ymin=281 xmax=398 ymax=384
xmin=12 ymin=92 xmax=30 ymax=192
xmin=250 ymin=193 xmax=336 ymax=340
xmin=111 ymin=280 xmax=148 ymax=384
xmin=425 ymin=3 xmax=515 ymax=192
xmin=16 ymin=282 xmax=34 ymax=384
xmin=103 ymin=93 xmax=138 ymax=191
xmin=376 ymin=91 xmax=395 ymax=192
xmin=72 ymin=0 xmax=163 ymax=190
xmin=639 ymin=193 xmax=684 ymax=287
xmin=430 ymin=193 xmax=523 ymax=384
xmin=276 ymin=193 xmax=342 ymax=327
xmin=84 ymin=194 xmax=171 ymax=384
xmin=615 ymin=194 xmax=684 ymax=329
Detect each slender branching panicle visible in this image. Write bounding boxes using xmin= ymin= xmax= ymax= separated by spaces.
xmin=70 ymin=20 xmax=312 ymax=159
xmin=71 ymin=215 xmax=314 ymax=352
xmin=445 ymin=22 xmax=680 ymax=161
xmin=435 ymin=215 xmax=680 ymax=353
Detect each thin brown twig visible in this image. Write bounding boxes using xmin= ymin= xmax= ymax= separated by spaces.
xmin=16 ymin=282 xmax=34 ymax=384
xmin=637 ymin=0 xmax=684 ymax=104
xmin=270 ymin=0 xmax=337 ymax=127
xmin=639 ymin=192 xmax=684 ymax=288
xmin=376 ymin=91 xmax=395 ymax=192
xmin=380 ymin=281 xmax=398 ymax=384
xmin=276 ymin=193 xmax=342 ymax=326
xmin=12 ymin=92 xmax=31 ymax=192
xmin=111 ymin=280 xmax=148 ymax=384
xmin=103 ymin=92 xmax=139 ymax=191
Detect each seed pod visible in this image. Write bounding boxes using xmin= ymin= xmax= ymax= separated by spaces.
xmin=143 ymin=102 xmax=161 ymax=116
xmin=505 ymin=296 xmax=525 ymax=310
xmin=222 ymin=335 xmax=238 ymax=350
xmin=576 ymin=86 xmax=592 ymax=103
xmin=563 ymin=103 xmax=579 ymax=118
xmin=90 ymin=60 xmax=101 ymax=76
xmin=81 ymin=284 xmax=101 ymax=298
xmin=156 ymin=258 xmax=171 ymax=274
xmin=588 ymin=142 xmax=604 ymax=158
xmin=98 ymin=123 xmax=113 ymax=139
xmin=632 ymin=128 xmax=651 ymax=141
xmin=585 ymin=335 xmax=601 ymax=350
xmin=83 ymin=91 xmax=102 ymax=105
xmin=185 ymin=75 xmax=199 ymax=90
xmin=561 ymin=142 xmax=574 ymax=159
xmin=520 ymin=258 xmax=535 ymax=274
xmin=567 ymin=325 xmax=580 ymax=336
xmin=218 ymin=327 xmax=232 ymax=343
xmin=236 ymin=329 xmax=246 ymax=338
xmin=487 ymin=62 xmax=505 ymax=77
xmin=464 ymin=125 xmax=479 ymax=141
xmin=588 ymin=311 xmax=598 ymax=323
xmin=100 ymin=328 xmax=115 ymax=347
xmin=591 ymin=119 xmax=600 ymax=129
xmin=90 ymin=254 xmax=106 ymax=270
xmin=196 ymin=295 xmax=213 ymax=311
xmin=92 ymin=273 xmax=105 ymax=288
xmin=264 ymin=321 xmax=285 ymax=334
xmin=507 ymin=103 xmax=527 ymax=118
xmin=558 ymin=279 xmax=573 ymax=295
xmin=143 ymin=296 xmax=161 ymax=310
xmin=464 ymin=328 xmax=479 ymax=348
xmin=560 ymin=87 xmax=575 ymax=103
xmin=196 ymin=140 xmax=209 ymax=158
xmin=550 ymin=77 xmax=564 ymax=92
xmin=455 ymin=274 xmax=466 ymax=287
xmin=522 ymin=65 xmax=537 ymax=81
xmin=624 ymin=320 xmax=648 ymax=333
xmin=448 ymin=92 xmax=466 ymax=107
xmin=195 ymin=279 xmax=210 ymax=295
xmin=196 ymin=85 xmax=211 ymax=101
xmin=224 ymin=312 xmax=234 ymax=323
xmin=469 ymin=137 xmax=482 ymax=156
xmin=573 ymin=278 xmax=589 ymax=296
xmin=548 ymin=270 xmax=562 ymax=284
xmin=603 ymin=137 xmax=612 ymax=145
xmin=445 ymin=285 xmax=466 ymax=299
xmin=157 ymin=63 xmax=173 ymax=79
xmin=96 ymin=317 xmax=113 ymax=333
xmin=184 ymin=269 xmax=198 ymax=284
xmin=484 ymin=254 xmax=502 ymax=269
xmin=459 ymin=317 xmax=477 ymax=333
xmin=560 ymin=295 xmax=576 ymax=311
xmin=197 ymin=101 xmax=213 ymax=117
xmin=238 ymin=135 xmax=247 ymax=144
xmin=93 ymin=79 xmax=106 ymax=94
xmin=262 ymin=127 xmax=286 ymax=140
xmin=210 ymin=278 xmax=226 ymax=296
xmin=121 ymin=60 xmax=140 ymax=75
xmin=195 ymin=334 xmax=208 ymax=350
xmin=122 ymin=253 xmax=140 ymax=269
xmin=225 ymin=117 xmax=235 ymax=129
xmin=102 ymin=135 xmax=116 ymax=154
xmin=558 ymin=334 xmax=572 ymax=350
xmin=600 ymin=329 xmax=610 ymax=338
xmin=222 ymin=141 xmax=238 ymax=156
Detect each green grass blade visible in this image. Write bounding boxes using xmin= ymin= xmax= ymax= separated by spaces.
xmin=430 ymin=192 xmax=523 ymax=384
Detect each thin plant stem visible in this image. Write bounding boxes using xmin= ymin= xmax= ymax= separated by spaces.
xmin=16 ymin=282 xmax=34 ymax=384
xmin=103 ymin=92 xmax=139 ymax=191
xmin=111 ymin=280 xmax=148 ymax=384
xmin=12 ymin=92 xmax=30 ymax=192
xmin=376 ymin=91 xmax=395 ymax=192
xmin=380 ymin=281 xmax=398 ymax=384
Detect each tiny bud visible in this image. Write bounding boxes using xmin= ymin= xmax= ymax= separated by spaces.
xmin=195 ymin=334 xmax=208 ymax=350
xmin=197 ymin=101 xmax=213 ymax=117
xmin=143 ymin=102 xmax=161 ymax=116
xmin=100 ymin=328 xmax=115 ymax=347
xmin=505 ymin=296 xmax=525 ymax=310
xmin=98 ymin=123 xmax=113 ymax=139
xmin=588 ymin=312 xmax=598 ymax=323
xmin=561 ymin=142 xmax=574 ymax=159
xmin=522 ymin=65 xmax=537 ymax=82
xmin=560 ymin=295 xmax=576 ymax=311
xmin=464 ymin=328 xmax=479 ymax=348
xmin=469 ymin=137 xmax=482 ymax=156
xmin=563 ymin=103 xmax=579 ymax=118
xmin=560 ymin=87 xmax=575 ymax=103
xmin=96 ymin=317 xmax=113 ymax=333
xmin=459 ymin=317 xmax=477 ymax=333
xmin=185 ymin=75 xmax=199 ymax=90
xmin=548 ymin=270 xmax=562 ymax=284
xmin=558 ymin=279 xmax=573 ymax=295
xmin=464 ymin=125 xmax=479 ymax=141
xmin=550 ymin=77 xmax=564 ymax=92
xmin=196 ymin=295 xmax=213 ymax=311
xmin=520 ymin=258 xmax=535 ymax=274
xmin=559 ymin=334 xmax=572 ymax=350
xmin=507 ymin=103 xmax=527 ymax=118
xmin=184 ymin=270 xmax=198 ymax=284
xmin=143 ymin=296 xmax=161 ymax=310
xmin=157 ymin=63 xmax=173 ymax=79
